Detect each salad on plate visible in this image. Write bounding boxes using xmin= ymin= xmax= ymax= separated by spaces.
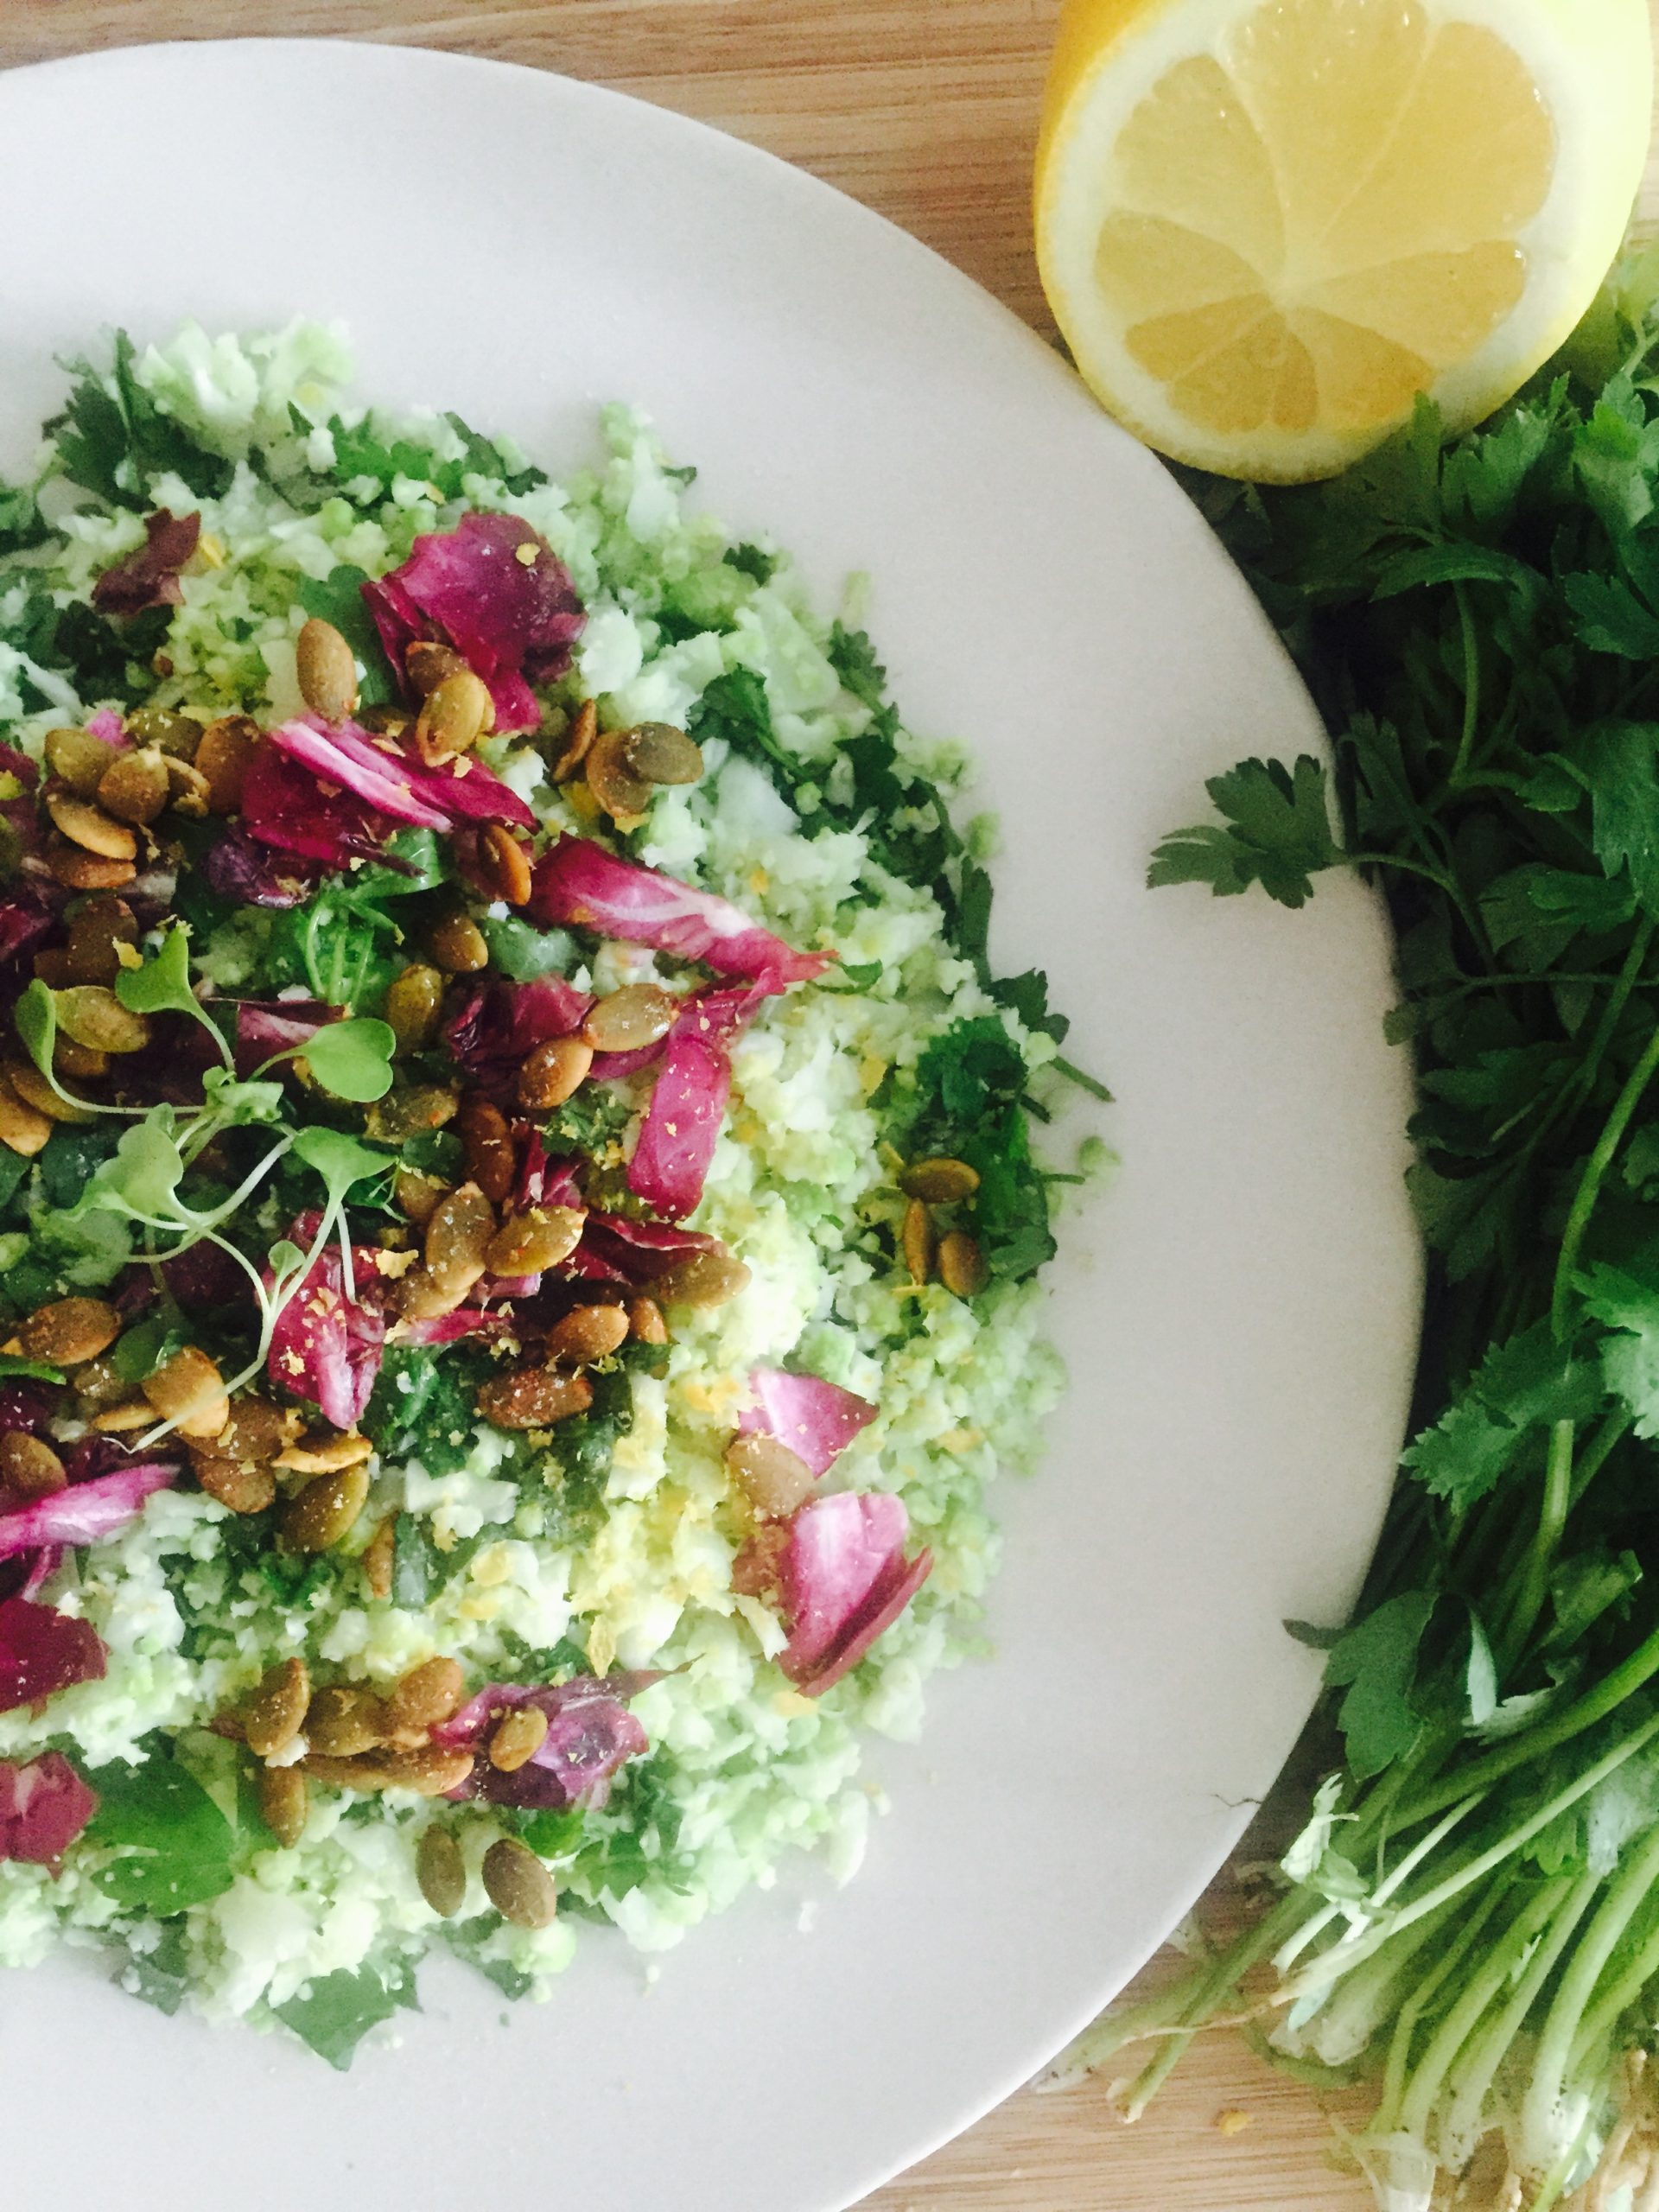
xmin=0 ymin=324 xmax=1095 ymax=2063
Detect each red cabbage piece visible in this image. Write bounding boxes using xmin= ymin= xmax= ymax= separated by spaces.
xmin=268 ymin=719 xmax=454 ymax=831
xmin=362 ymin=512 xmax=586 ymax=736
xmin=203 ymin=824 xmax=321 ymax=907
xmin=627 ymin=987 xmax=760 ymax=1219
xmin=528 ymin=839 xmax=830 ymax=991
xmin=0 ymin=1382 xmax=60 ymax=1438
xmin=566 ymin=1207 xmax=721 ymax=1287
xmin=233 ymin=998 xmax=337 ymax=1076
xmin=269 ymin=715 xmax=537 ymax=836
xmin=433 ymin=1673 xmax=657 ymax=1810
xmin=737 ymin=1369 xmax=877 ymax=1479
xmin=84 ymin=709 xmax=126 ymax=747
xmin=17 ymin=1546 xmax=64 ymax=1601
xmin=92 ymin=509 xmax=200 ymax=617
xmin=0 ymin=1595 xmax=106 ymax=1713
xmin=0 ymin=900 xmax=57 ymax=969
xmin=777 ymin=1492 xmax=932 ymax=1696
xmin=0 ymin=1463 xmax=178 ymax=1560
xmin=443 ymin=975 xmax=592 ymax=1084
xmin=240 ymin=741 xmax=393 ymax=866
xmin=0 ymin=1751 xmax=98 ymax=1865
xmin=266 ymin=1213 xmax=386 ymax=1429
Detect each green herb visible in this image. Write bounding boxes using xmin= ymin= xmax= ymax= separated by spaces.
xmin=121 ymin=1920 xmax=193 ymax=2016
xmin=50 ymin=331 xmax=234 ymax=511
xmin=271 ymin=1957 xmax=418 ymax=2070
xmin=726 ymin=541 xmax=776 ymax=584
xmin=900 ymin=1017 xmax=1056 ymax=1281
xmin=85 ymin=1748 xmax=238 ymax=1915
xmin=1071 ymin=261 xmax=1659 ymax=2199
xmin=827 ymin=620 xmax=887 ymax=709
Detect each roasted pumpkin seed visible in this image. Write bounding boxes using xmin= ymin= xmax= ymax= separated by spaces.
xmin=901 ymin=1198 xmax=935 ymax=1287
xmin=650 ymin=1247 xmax=751 ymax=1309
xmin=243 ymin=1657 xmax=310 ymax=1760
xmin=517 ymin=1034 xmax=593 ymax=1110
xmin=725 ymin=1433 xmax=816 ymax=1519
xmin=483 ymin=1836 xmax=557 ymax=1928
xmin=283 ymin=1463 xmax=372 ymax=1552
xmin=483 ymin=1205 xmax=585 ymax=1277
xmin=18 ymin=1296 xmax=120 ymax=1366
xmin=937 ymin=1230 xmax=988 ymax=1298
xmin=54 ymin=985 xmax=150 ymax=1056
xmin=0 ymin=1432 xmax=66 ymax=1499
xmin=488 ymin=1706 xmax=549 ymax=1773
xmin=386 ymin=1656 xmax=465 ymax=1733
xmin=476 ymin=823 xmax=531 ymax=907
xmin=900 ymin=1156 xmax=981 ymax=1205
xmin=544 ymin=1302 xmax=630 ymax=1366
xmin=476 ymin=1366 xmax=594 ymax=1431
xmin=296 ymin=616 xmax=359 ymax=722
xmin=582 ymin=983 xmax=677 ymax=1055
xmin=428 ymin=908 xmax=489 ymax=974
xmin=385 ymin=963 xmax=445 ymax=1053
xmin=142 ymin=1345 xmax=230 ymax=1438
xmin=621 ymin=721 xmax=703 ymax=786
xmin=258 ymin=1765 xmax=308 ymax=1850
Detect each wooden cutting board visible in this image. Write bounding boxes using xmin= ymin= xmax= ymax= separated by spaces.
xmin=5 ymin=3 xmax=1658 ymax=2205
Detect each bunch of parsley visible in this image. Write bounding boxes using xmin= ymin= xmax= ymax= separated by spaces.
xmin=1065 ymin=254 xmax=1659 ymax=2208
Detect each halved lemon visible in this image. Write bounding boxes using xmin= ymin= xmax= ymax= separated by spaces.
xmin=1035 ymin=0 xmax=1654 ymax=480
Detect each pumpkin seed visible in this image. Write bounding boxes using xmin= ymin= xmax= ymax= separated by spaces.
xmin=484 ymin=1205 xmax=585 ymax=1277
xmin=54 ymin=985 xmax=150 ymax=1055
xmin=243 ymin=1657 xmax=310 ymax=1759
xmin=550 ymin=698 xmax=597 ymax=783
xmin=283 ymin=1463 xmax=372 ymax=1553
xmin=0 ymin=1432 xmax=66 ymax=1500
xmin=425 ymin=1181 xmax=496 ymax=1293
xmin=95 ymin=747 xmax=169 ymax=827
xmin=488 ymin=1706 xmax=549 ymax=1773
xmin=378 ymin=1745 xmax=476 ymax=1796
xmin=412 ymin=667 xmax=493 ymax=765
xmin=544 ymin=1302 xmax=630 ymax=1366
xmin=406 ymin=640 xmax=467 ymax=697
xmin=621 ymin=721 xmax=703 ymax=786
xmin=627 ymin=1295 xmax=668 ymax=1345
xmin=476 ymin=1366 xmax=594 ymax=1431
xmin=476 ymin=823 xmax=531 ymax=907
xmin=306 ymin=1685 xmax=389 ymax=1757
xmin=582 ymin=982 xmax=677 ymax=1054
xmin=900 ymin=1156 xmax=981 ymax=1204
xmin=53 ymin=1035 xmax=109 ymax=1082
xmin=46 ymin=793 xmax=137 ymax=861
xmin=362 ymin=1517 xmax=396 ymax=1600
xmin=416 ymin=1824 xmax=467 ymax=1916
xmin=18 ymin=1296 xmax=120 ymax=1366
xmin=0 ymin=1076 xmax=53 ymax=1157
xmin=63 ymin=893 xmax=139 ymax=987
xmin=162 ymin=756 xmax=213 ymax=817
xmin=937 ymin=1230 xmax=988 ymax=1298
xmin=394 ymin=1166 xmax=448 ymax=1227
xmin=192 ymin=1452 xmax=276 ymax=1515
xmin=428 ymin=908 xmax=489 ymax=974
xmin=194 ymin=715 xmax=258 ymax=812
xmin=584 ymin=728 xmax=653 ymax=822
xmin=901 ymin=1198 xmax=935 ymax=1287
xmin=296 ymin=616 xmax=359 ymax=722
xmin=91 ymin=1401 xmax=154 ymax=1433
xmin=725 ymin=1433 xmax=815 ymax=1519
xmin=518 ymin=1034 xmax=593 ymax=1110
xmin=386 ymin=1656 xmax=464 ymax=1733
xmin=142 ymin=1345 xmax=230 ymax=1438
xmin=483 ymin=1836 xmax=557 ymax=1929
xmin=384 ymin=963 xmax=445 ymax=1053
xmin=457 ymin=1096 xmax=515 ymax=1205
xmin=126 ymin=706 xmax=200 ymax=758
xmin=365 ymin=1082 xmax=459 ymax=1145
xmin=44 ymin=726 xmax=115 ymax=796
xmin=273 ymin=1431 xmax=372 ymax=1475
xmin=650 ymin=1247 xmax=751 ymax=1309
xmin=258 ymin=1766 xmax=308 ymax=1850
xmin=46 ymin=841 xmax=136 ymax=892
xmin=5 ymin=1058 xmax=93 ymax=1125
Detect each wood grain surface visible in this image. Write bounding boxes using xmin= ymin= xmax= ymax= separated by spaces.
xmin=3 ymin=3 xmax=1655 ymax=2206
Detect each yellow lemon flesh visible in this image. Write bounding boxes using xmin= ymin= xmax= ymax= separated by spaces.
xmin=1035 ymin=0 xmax=1653 ymax=480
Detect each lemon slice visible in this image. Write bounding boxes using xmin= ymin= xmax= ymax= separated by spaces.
xmin=1035 ymin=0 xmax=1653 ymax=480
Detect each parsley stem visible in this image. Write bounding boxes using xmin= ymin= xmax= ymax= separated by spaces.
xmin=1052 ymin=1055 xmax=1111 ymax=1102
xmin=1449 ymin=582 xmax=1480 ymax=787
xmin=1529 ymin=916 xmax=1656 ymax=1166
xmin=1395 ymin=1618 xmax=1659 ymax=1831
xmin=1497 ymin=1418 xmax=1573 ymax=1669
xmin=1550 ymin=1014 xmax=1659 ymax=1337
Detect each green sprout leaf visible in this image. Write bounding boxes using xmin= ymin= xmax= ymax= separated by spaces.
xmin=296 ymin=1017 xmax=395 ymax=1103
xmin=15 ymin=977 xmax=55 ymax=1077
xmin=113 ymin=926 xmax=197 ymax=1016
xmin=291 ymin=1125 xmax=391 ymax=1199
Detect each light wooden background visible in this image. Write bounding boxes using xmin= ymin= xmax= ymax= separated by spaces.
xmin=7 ymin=3 xmax=1656 ymax=2206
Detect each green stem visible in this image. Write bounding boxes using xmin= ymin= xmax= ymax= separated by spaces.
xmin=1287 ymin=1710 xmax=1659 ymax=2000
xmin=1568 ymin=1883 xmax=1659 ymax=2080
xmin=1567 ymin=1407 xmax=1634 ymax=1512
xmin=1552 ymin=1016 xmax=1659 ymax=1336
xmin=1439 ymin=1872 xmax=1599 ymax=2170
xmin=1372 ymin=1885 xmax=1507 ymax=2134
xmin=1394 ymin=1878 xmax=1568 ymax=2147
xmin=1519 ymin=1819 xmax=1659 ymax=2171
xmin=1449 ymin=582 xmax=1481 ymax=787
xmin=1500 ymin=1420 xmax=1575 ymax=1669
xmin=1395 ymin=1614 xmax=1659 ymax=1832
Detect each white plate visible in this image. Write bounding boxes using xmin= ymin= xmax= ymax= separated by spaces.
xmin=0 ymin=40 xmax=1419 ymax=2212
